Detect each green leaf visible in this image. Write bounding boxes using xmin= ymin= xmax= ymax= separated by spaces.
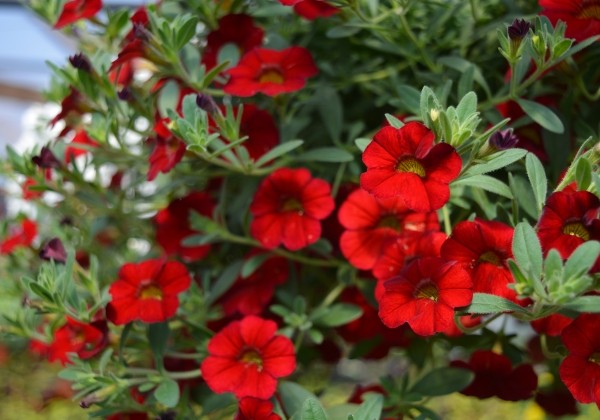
xmin=411 ymin=367 xmax=474 ymax=397
xmin=515 ymin=98 xmax=564 ymax=134
xmin=254 ymin=140 xmax=303 ymax=167
xmin=317 ymin=86 xmax=343 ymax=142
xmin=176 ymin=16 xmax=198 ymax=49
xmin=154 ymin=379 xmax=180 ymax=408
xmin=452 ymin=175 xmax=512 ymax=198
xmin=326 ymin=25 xmax=361 ymax=38
xmin=554 ymin=35 xmax=600 ymax=62
xmin=216 ymin=43 xmax=240 ymax=68
xmin=241 ymin=253 xmax=270 ymax=278
xmin=148 ymin=322 xmax=170 ymax=361
xmin=457 ymin=66 xmax=475 ymax=99
xmin=301 ymin=398 xmax=328 ymax=420
xmin=563 ymin=296 xmax=600 ymax=313
xmin=312 ymin=303 xmax=363 ymax=327
xmin=438 ymin=56 xmax=491 ymax=97
xmin=575 ymin=157 xmax=592 ymax=191
xmin=279 ymin=381 xmax=319 ymax=417
xmin=564 ymin=241 xmax=600 ymax=280
xmin=466 ymin=293 xmax=529 ymax=314
xmin=513 ymin=222 xmax=543 ymax=281
xmin=352 ymin=394 xmax=383 ymax=420
xmin=396 ymin=85 xmax=421 ymax=115
xmin=464 ymin=148 xmax=528 ymax=177
xmin=385 ymin=113 xmax=404 ymax=128
xmin=355 ymin=138 xmax=371 ymax=152
xmin=207 ymin=260 xmax=243 ymax=305
xmin=296 ymin=147 xmax=354 ymax=162
xmin=525 ymin=153 xmax=547 ymax=215
xmin=456 ymin=92 xmax=477 ymax=122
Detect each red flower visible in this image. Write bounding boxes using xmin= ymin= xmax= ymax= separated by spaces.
xmin=441 ymin=219 xmax=519 ymax=302
xmin=338 ymin=188 xmax=439 ymax=270
xmin=451 ymin=350 xmax=538 ymax=401
xmin=250 ymin=168 xmax=334 ymax=251
xmin=200 ymin=316 xmax=296 ymax=399
xmin=361 ymin=122 xmax=462 ymax=212
xmin=54 ymin=0 xmax=102 ymax=29
xmin=279 ymin=0 xmax=339 ymax=20
xmin=224 ymin=47 xmax=318 ymax=97
xmin=22 ymin=178 xmax=43 ymax=200
xmin=559 ymin=313 xmax=600 ymax=408
xmin=235 ymin=397 xmax=281 ymax=420
xmin=377 ymin=257 xmax=472 ymax=336
xmin=65 ymin=130 xmax=99 ymax=163
xmin=231 ymin=105 xmax=280 ymax=161
xmin=30 ymin=317 xmax=108 ymax=366
xmin=147 ymin=118 xmax=187 ymax=181
xmin=155 ymin=192 xmax=216 ymax=262
xmin=50 ymin=88 xmax=92 ymax=136
xmin=106 ymin=259 xmax=192 ymax=325
xmin=540 ymin=0 xmax=600 ymax=42
xmin=537 ymin=190 xmax=600 ymax=271
xmin=0 ymin=219 xmax=37 ymax=254
xmin=219 ymin=251 xmax=289 ymax=316
xmin=202 ymin=14 xmax=265 ymax=70
xmin=531 ymin=314 xmax=573 ymax=337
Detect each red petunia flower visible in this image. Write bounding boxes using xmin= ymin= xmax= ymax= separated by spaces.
xmin=224 ymin=47 xmax=318 ymax=97
xmin=559 ymin=313 xmax=600 ymax=408
xmin=441 ymin=219 xmax=519 ymax=302
xmin=540 ymin=0 xmax=600 ymax=42
xmin=106 ymin=258 xmax=191 ymax=325
xmin=50 ymin=88 xmax=92 ymax=136
xmin=202 ymin=14 xmax=265 ymax=71
xmin=451 ymin=350 xmax=538 ymax=401
xmin=361 ymin=122 xmax=462 ymax=212
xmin=250 ymin=168 xmax=334 ymax=251
xmin=235 ymin=397 xmax=281 ymax=420
xmin=377 ymin=257 xmax=472 ymax=336
xmin=200 ymin=316 xmax=296 ymax=399
xmin=147 ymin=118 xmax=187 ymax=181
xmin=279 ymin=0 xmax=339 ymax=20
xmin=229 ymin=105 xmax=280 ymax=161
xmin=0 ymin=219 xmax=37 ymax=254
xmin=537 ymin=190 xmax=600 ymax=271
xmin=338 ymin=188 xmax=439 ymax=270
xmin=219 ymin=251 xmax=289 ymax=316
xmin=65 ymin=130 xmax=99 ymax=163
xmin=54 ymin=0 xmax=102 ymax=29
xmin=531 ymin=313 xmax=573 ymax=337
xmin=30 ymin=317 xmax=108 ymax=366
xmin=155 ymin=192 xmax=216 ymax=262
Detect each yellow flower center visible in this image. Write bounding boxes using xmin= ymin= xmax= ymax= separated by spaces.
xmin=414 ymin=281 xmax=439 ymax=301
xmin=562 ymin=222 xmax=590 ymax=241
xmin=479 ymin=251 xmax=502 ymax=266
xmin=396 ymin=157 xmax=426 ymax=177
xmin=240 ymin=348 xmax=263 ymax=370
xmin=579 ymin=4 xmax=600 ymax=19
xmin=378 ymin=215 xmax=402 ymax=231
xmin=259 ymin=68 xmax=284 ymax=84
xmin=281 ymin=198 xmax=304 ymax=214
xmin=139 ymin=284 xmax=163 ymax=300
xmin=589 ymin=352 xmax=600 ymax=365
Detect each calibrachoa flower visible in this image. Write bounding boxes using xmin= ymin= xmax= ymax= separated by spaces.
xmin=235 ymin=397 xmax=281 ymax=420
xmin=338 ymin=188 xmax=439 ymax=270
xmin=30 ymin=317 xmax=108 ymax=366
xmin=155 ymin=192 xmax=216 ymax=262
xmin=0 ymin=219 xmax=37 ymax=255
xmin=377 ymin=257 xmax=473 ymax=336
xmin=531 ymin=313 xmax=573 ymax=337
xmin=250 ymin=168 xmax=334 ymax=251
xmin=360 ymin=122 xmax=462 ymax=212
xmin=200 ymin=316 xmax=296 ymax=399
xmin=229 ymin=105 xmax=279 ymax=161
xmin=441 ymin=219 xmax=518 ymax=301
xmin=537 ymin=190 xmax=600 ymax=270
xmin=540 ymin=0 xmax=600 ymax=42
xmin=559 ymin=313 xmax=600 ymax=408
xmin=147 ymin=118 xmax=187 ymax=181
xmin=224 ymin=47 xmax=318 ymax=97
xmin=50 ymin=88 xmax=92 ymax=136
xmin=65 ymin=129 xmax=99 ymax=163
xmin=106 ymin=259 xmax=192 ymax=325
xmin=279 ymin=0 xmax=339 ymax=20
xmin=451 ymin=350 xmax=538 ymax=401
xmin=202 ymin=14 xmax=265 ymax=71
xmin=54 ymin=0 xmax=103 ymax=29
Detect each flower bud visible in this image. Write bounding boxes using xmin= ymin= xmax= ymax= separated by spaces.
xmin=196 ymin=93 xmax=218 ymax=114
xmin=69 ymin=53 xmax=92 ymax=72
xmin=508 ymin=19 xmax=531 ymax=60
xmin=489 ymin=129 xmax=519 ymax=150
xmin=31 ymin=146 xmax=61 ymax=169
xmin=430 ymin=109 xmax=440 ymax=122
xmin=39 ymin=238 xmax=67 ymax=264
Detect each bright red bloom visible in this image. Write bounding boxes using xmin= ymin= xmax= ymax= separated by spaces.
xmin=0 ymin=219 xmax=37 ymax=254
xmin=200 ymin=316 xmax=296 ymax=399
xmin=531 ymin=314 xmax=573 ymax=337
xmin=219 ymin=251 xmax=288 ymax=316
xmin=537 ymin=190 xmax=600 ymax=271
xmin=250 ymin=168 xmax=334 ymax=251
xmin=361 ymin=122 xmax=462 ymax=212
xmin=377 ymin=257 xmax=472 ymax=336
xmin=54 ymin=0 xmax=102 ymax=29
xmin=338 ymin=188 xmax=439 ymax=270
xmin=202 ymin=14 xmax=265 ymax=70
xmin=441 ymin=219 xmax=518 ymax=302
xmin=30 ymin=317 xmax=108 ymax=366
xmin=224 ymin=47 xmax=318 ymax=97
xmin=232 ymin=105 xmax=280 ymax=161
xmin=451 ymin=350 xmax=538 ymax=401
xmin=106 ymin=259 xmax=192 ymax=325
xmin=155 ymin=192 xmax=216 ymax=262
xmin=65 ymin=130 xmax=99 ymax=163
xmin=22 ymin=178 xmax=43 ymax=200
xmin=279 ymin=0 xmax=339 ymax=20
xmin=540 ymin=0 xmax=600 ymax=42
xmin=235 ymin=397 xmax=281 ymax=420
xmin=559 ymin=313 xmax=600 ymax=408
xmin=147 ymin=118 xmax=187 ymax=181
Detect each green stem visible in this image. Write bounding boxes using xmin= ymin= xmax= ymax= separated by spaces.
xmin=454 ymin=312 xmax=503 ymax=334
xmin=441 ymin=205 xmax=452 ymax=236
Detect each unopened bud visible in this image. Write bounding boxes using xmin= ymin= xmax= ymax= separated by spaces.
xmin=31 ymin=146 xmax=61 ymax=169
xmin=489 ymin=129 xmax=519 ymax=150
xmin=69 ymin=53 xmax=92 ymax=72
xmin=196 ymin=93 xmax=218 ymax=114
xmin=430 ymin=109 xmax=440 ymax=122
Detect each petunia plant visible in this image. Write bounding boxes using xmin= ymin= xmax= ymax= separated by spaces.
xmin=1 ymin=0 xmax=600 ymax=418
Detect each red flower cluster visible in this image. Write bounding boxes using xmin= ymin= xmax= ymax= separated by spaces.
xmin=0 ymin=219 xmax=37 ymax=255
xmin=250 ymin=168 xmax=334 ymax=250
xmin=225 ymin=47 xmax=318 ymax=97
xmin=279 ymin=0 xmax=339 ymax=20
xmin=361 ymin=122 xmax=462 ymax=212
xmin=106 ymin=259 xmax=191 ymax=325
xmin=540 ymin=0 xmax=600 ymax=42
xmin=201 ymin=316 xmax=296 ymax=399
xmin=54 ymin=0 xmax=102 ymax=29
